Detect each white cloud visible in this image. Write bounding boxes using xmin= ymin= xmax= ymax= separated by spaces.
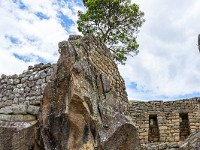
xmin=61 ymin=0 xmax=85 ymax=21
xmin=0 ymin=0 xmax=84 ymax=75
xmin=2 ymin=0 xmax=200 ymax=101
xmin=21 ymin=0 xmax=59 ymax=18
xmin=119 ymin=0 xmax=200 ymax=100
xmin=60 ymin=0 xmax=86 ymax=34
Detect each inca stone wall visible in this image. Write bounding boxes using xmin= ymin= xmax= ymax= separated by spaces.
xmin=0 ymin=34 xmax=128 ymax=123
xmin=0 ymin=34 xmax=199 ymax=150
xmin=0 ymin=34 xmax=136 ymax=150
xmin=129 ymin=98 xmax=200 ymax=147
xmin=0 ymin=63 xmax=56 ymax=122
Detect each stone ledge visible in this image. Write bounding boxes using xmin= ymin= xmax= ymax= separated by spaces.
xmin=0 ymin=120 xmax=37 ymax=130
xmin=0 ymin=104 xmax=39 ymax=115
xmin=0 ymin=114 xmax=36 ymax=122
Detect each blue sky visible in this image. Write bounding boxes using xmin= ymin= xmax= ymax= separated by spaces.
xmin=1 ymin=0 xmax=200 ymax=101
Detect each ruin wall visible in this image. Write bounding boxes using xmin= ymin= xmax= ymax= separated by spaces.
xmin=0 ymin=63 xmax=56 ymax=122
xmin=129 ymin=98 xmax=200 ymax=147
xmin=0 ymin=34 xmax=199 ymax=149
xmin=0 ymin=34 xmax=128 ymax=122
xmin=0 ymin=34 xmax=130 ymax=150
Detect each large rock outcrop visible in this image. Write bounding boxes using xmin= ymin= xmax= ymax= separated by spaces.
xmin=179 ymin=130 xmax=200 ymax=150
xmin=0 ymin=121 xmax=43 ymax=150
xmin=38 ymin=34 xmax=140 ymax=150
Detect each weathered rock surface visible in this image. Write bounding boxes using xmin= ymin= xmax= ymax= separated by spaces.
xmin=0 ymin=121 xmax=43 ymax=150
xmin=39 ymin=34 xmax=140 ymax=150
xmin=179 ymin=130 xmax=200 ymax=150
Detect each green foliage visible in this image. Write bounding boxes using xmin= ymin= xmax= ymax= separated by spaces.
xmin=75 ymin=42 xmax=80 ymax=48
xmin=188 ymin=134 xmax=193 ymax=139
xmin=77 ymin=0 xmax=145 ymax=64
xmin=102 ymin=91 xmax=106 ymax=96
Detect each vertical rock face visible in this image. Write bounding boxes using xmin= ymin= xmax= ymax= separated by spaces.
xmin=0 ymin=121 xmax=43 ymax=150
xmin=39 ymin=34 xmax=140 ymax=150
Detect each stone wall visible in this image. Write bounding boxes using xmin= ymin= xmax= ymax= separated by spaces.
xmin=0 ymin=34 xmax=133 ymax=150
xmin=129 ymin=98 xmax=200 ymax=147
xmin=0 ymin=34 xmax=128 ymax=123
xmin=0 ymin=34 xmax=199 ymax=149
xmin=0 ymin=63 xmax=56 ymax=122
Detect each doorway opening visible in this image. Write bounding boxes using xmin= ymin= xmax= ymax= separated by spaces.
xmin=180 ymin=113 xmax=190 ymax=141
xmin=148 ymin=114 xmax=159 ymax=143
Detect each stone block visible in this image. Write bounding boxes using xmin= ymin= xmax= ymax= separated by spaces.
xmin=34 ymin=72 xmax=41 ymax=80
xmin=159 ymin=126 xmax=168 ymax=130
xmin=23 ymin=115 xmax=36 ymax=121
xmin=140 ymin=132 xmax=148 ymax=136
xmin=172 ymin=119 xmax=179 ymax=122
xmin=36 ymin=79 xmax=43 ymax=85
xmin=0 ymin=114 xmax=11 ymax=121
xmin=172 ymin=133 xmax=179 ymax=136
xmin=13 ymin=98 xmax=19 ymax=104
xmin=140 ymin=124 xmax=149 ymax=128
xmin=12 ymin=104 xmax=27 ymax=114
xmin=158 ymin=119 xmax=165 ymax=124
xmin=160 ymin=137 xmax=166 ymax=142
xmin=159 ymin=130 xmax=166 ymax=134
xmin=0 ymin=106 xmax=13 ymax=114
xmin=168 ymin=137 xmax=175 ymax=142
xmin=167 ymin=143 xmax=179 ymax=148
xmin=11 ymin=115 xmax=24 ymax=121
xmin=147 ymin=144 xmax=159 ymax=150
xmin=174 ymin=136 xmax=179 ymax=142
xmin=2 ymin=97 xmax=7 ymax=101
xmin=159 ymin=143 xmax=167 ymax=150
xmin=27 ymin=105 xmax=39 ymax=115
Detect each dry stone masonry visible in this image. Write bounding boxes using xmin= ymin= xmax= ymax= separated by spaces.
xmin=0 ymin=34 xmax=140 ymax=150
xmin=129 ymin=98 xmax=200 ymax=149
xmin=0 ymin=34 xmax=199 ymax=150
xmin=0 ymin=63 xmax=56 ymax=122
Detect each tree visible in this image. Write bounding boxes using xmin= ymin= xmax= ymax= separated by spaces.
xmin=77 ymin=0 xmax=145 ymax=64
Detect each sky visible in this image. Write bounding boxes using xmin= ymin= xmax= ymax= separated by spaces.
xmin=1 ymin=0 xmax=200 ymax=101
